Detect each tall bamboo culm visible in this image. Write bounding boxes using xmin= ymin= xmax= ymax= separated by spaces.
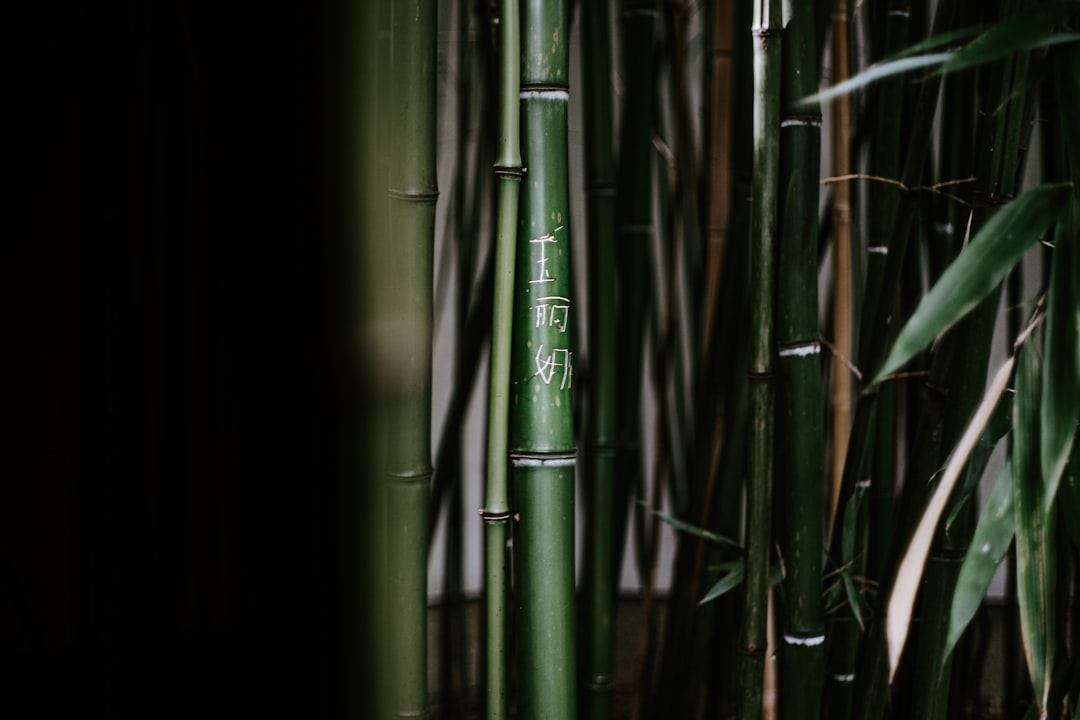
xmin=738 ymin=0 xmax=781 ymax=717
xmin=776 ymin=0 xmax=824 ymax=717
xmin=385 ymin=0 xmax=437 ymax=717
xmin=481 ymin=0 xmax=522 ymax=718
xmin=581 ymin=0 xmax=617 ymax=718
xmin=510 ymin=1 xmax=576 ymax=718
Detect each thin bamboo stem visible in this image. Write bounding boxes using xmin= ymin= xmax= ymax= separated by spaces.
xmin=581 ymin=0 xmax=617 ymax=716
xmin=481 ymin=0 xmax=522 ymax=717
xmin=738 ymin=0 xmax=781 ymax=717
xmin=385 ymin=0 xmax=437 ymax=717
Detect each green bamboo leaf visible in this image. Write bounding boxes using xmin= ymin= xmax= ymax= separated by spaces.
xmin=700 ymin=561 xmax=745 ymax=605
xmin=1041 ymin=198 xmax=1080 ymax=513
xmin=886 ymin=356 xmax=1015 ymax=682
xmin=883 ymin=24 xmax=989 ymax=61
xmin=699 ymin=561 xmax=783 ymax=605
xmin=1013 ymin=340 xmax=1055 ymax=714
xmin=800 ymin=53 xmax=953 ymax=106
xmin=840 ymin=571 xmax=864 ymax=630
xmin=648 ymin=504 xmax=743 ymax=552
xmin=841 ymin=481 xmax=868 ymax=566
xmin=940 ymin=0 xmax=1080 ymax=74
xmin=874 ymin=184 xmax=1072 ymax=384
xmin=943 ymin=459 xmax=1015 ymax=664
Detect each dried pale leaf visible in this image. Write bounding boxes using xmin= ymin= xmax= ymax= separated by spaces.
xmin=886 ymin=356 xmax=1015 ymax=682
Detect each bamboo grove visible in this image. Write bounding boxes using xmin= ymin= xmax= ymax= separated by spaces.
xmin=367 ymin=0 xmax=1080 ymax=718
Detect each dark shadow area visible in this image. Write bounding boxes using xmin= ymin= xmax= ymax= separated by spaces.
xmin=8 ymin=1 xmax=378 ymax=716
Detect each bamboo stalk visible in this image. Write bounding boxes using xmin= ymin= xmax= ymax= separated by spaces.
xmin=776 ymin=0 xmax=825 ymax=717
xmin=826 ymin=0 xmax=853 ymax=538
xmin=581 ymin=0 xmax=617 ymax=717
xmin=385 ymin=0 xmax=437 ymax=717
xmin=510 ymin=2 xmax=577 ymax=717
xmin=738 ymin=0 xmax=782 ymax=717
xmin=481 ymin=0 xmax=522 ymax=716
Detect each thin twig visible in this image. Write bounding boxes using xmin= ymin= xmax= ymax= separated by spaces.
xmin=819 ymin=333 xmax=863 ymax=381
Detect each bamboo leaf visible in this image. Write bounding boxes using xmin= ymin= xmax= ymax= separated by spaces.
xmin=841 ymin=481 xmax=868 ymax=566
xmin=700 ymin=561 xmax=745 ymax=605
xmin=841 ymin=571 xmax=864 ymax=630
xmin=800 ymin=53 xmax=953 ymax=106
xmin=940 ymin=0 xmax=1080 ymax=74
xmin=943 ymin=459 xmax=1015 ymax=664
xmin=1041 ymin=198 xmax=1080 ymax=513
xmin=874 ymin=184 xmax=1071 ymax=384
xmin=1013 ymin=340 xmax=1055 ymax=713
xmin=885 ymin=356 xmax=1015 ymax=683
xmin=700 ymin=560 xmax=783 ymax=605
xmin=649 ymin=504 xmax=743 ymax=552
xmin=883 ymin=24 xmax=990 ymax=61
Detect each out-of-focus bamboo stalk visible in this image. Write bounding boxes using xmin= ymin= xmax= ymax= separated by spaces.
xmin=738 ymin=0 xmax=781 ymax=716
xmin=581 ymin=0 xmax=617 ymax=717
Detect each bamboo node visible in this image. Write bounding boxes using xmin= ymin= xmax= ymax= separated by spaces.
xmin=387 ymin=188 xmax=439 ymax=202
xmin=479 ymin=509 xmax=513 ymax=522
xmin=494 ymin=164 xmax=525 ymax=178
xmin=583 ymin=676 xmax=614 ymax=690
xmin=783 ymin=632 xmax=825 ymax=646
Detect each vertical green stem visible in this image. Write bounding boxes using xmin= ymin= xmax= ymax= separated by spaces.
xmin=482 ymin=1 xmax=522 ymax=718
xmin=581 ymin=0 xmax=617 ymax=717
xmin=738 ymin=0 xmax=781 ymax=717
xmin=511 ymin=2 xmax=576 ymax=718
xmin=777 ymin=0 xmax=825 ymax=717
xmin=385 ymin=0 xmax=437 ymax=717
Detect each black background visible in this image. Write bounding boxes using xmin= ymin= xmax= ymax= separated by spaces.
xmin=8 ymin=1 xmax=379 ymax=715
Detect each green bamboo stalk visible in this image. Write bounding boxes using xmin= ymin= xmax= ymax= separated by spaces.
xmin=580 ymin=0 xmax=616 ymax=718
xmin=776 ymin=0 xmax=825 ymax=717
xmin=481 ymin=1 xmax=521 ymax=718
xmin=385 ymin=0 xmax=437 ymax=717
xmin=510 ymin=2 xmax=576 ymax=718
xmin=737 ymin=0 xmax=781 ymax=717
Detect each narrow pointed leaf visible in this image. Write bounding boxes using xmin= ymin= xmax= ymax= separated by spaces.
xmin=940 ymin=0 xmax=1080 ymax=74
xmin=883 ymin=24 xmax=989 ymax=62
xmin=1013 ymin=340 xmax=1054 ymax=713
xmin=944 ymin=459 xmax=1015 ymax=663
xmin=800 ymin=53 xmax=953 ymax=106
xmin=841 ymin=571 xmax=864 ymax=630
xmin=841 ymin=481 xmax=868 ymax=566
xmin=945 ymin=396 xmax=1012 ymax=529
xmin=649 ymin=505 xmax=743 ymax=552
xmin=885 ymin=356 xmax=1015 ymax=682
xmin=700 ymin=562 xmax=745 ymax=605
xmin=1041 ymin=198 xmax=1080 ymax=513
xmin=874 ymin=184 xmax=1071 ymax=384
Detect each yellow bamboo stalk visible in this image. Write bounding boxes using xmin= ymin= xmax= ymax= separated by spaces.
xmin=828 ymin=0 xmax=853 ymax=536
